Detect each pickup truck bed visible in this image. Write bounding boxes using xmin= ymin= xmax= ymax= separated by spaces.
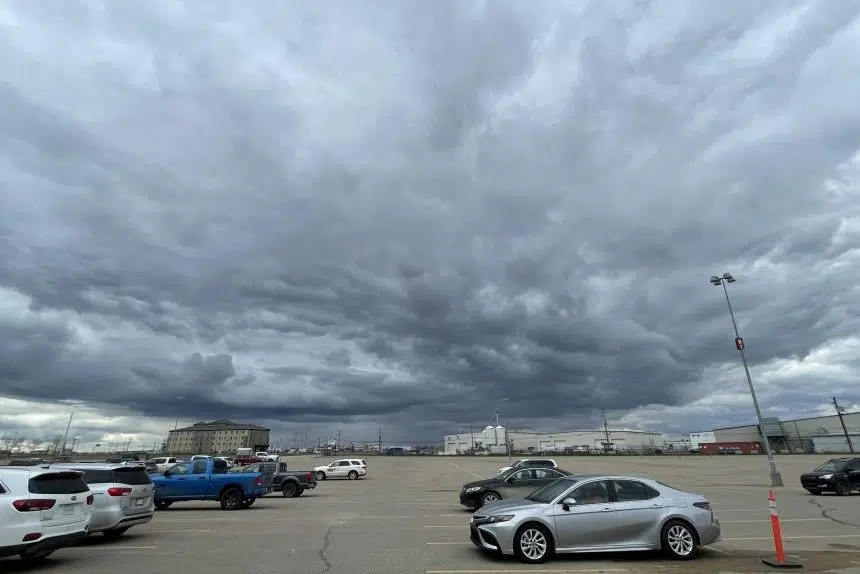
xmin=231 ymin=462 xmax=317 ymax=497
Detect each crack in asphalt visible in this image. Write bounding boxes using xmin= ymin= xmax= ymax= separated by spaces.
xmin=314 ymin=524 xmax=336 ymax=574
xmin=809 ymin=498 xmax=860 ymax=528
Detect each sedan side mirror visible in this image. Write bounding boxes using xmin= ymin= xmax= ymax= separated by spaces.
xmin=163 ymin=470 xmax=171 ymax=477
xmin=561 ymin=497 xmax=576 ymax=510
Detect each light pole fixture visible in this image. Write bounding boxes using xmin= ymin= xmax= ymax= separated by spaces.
xmin=710 ymin=272 xmax=784 ymax=487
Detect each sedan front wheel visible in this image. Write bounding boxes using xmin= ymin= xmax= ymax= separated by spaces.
xmin=514 ymin=524 xmax=552 ymax=564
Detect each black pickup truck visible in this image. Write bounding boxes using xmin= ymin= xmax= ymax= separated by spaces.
xmin=230 ymin=460 xmax=317 ymax=497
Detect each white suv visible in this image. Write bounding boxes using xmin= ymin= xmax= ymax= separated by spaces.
xmin=0 ymin=467 xmax=93 ymax=562
xmin=145 ymin=457 xmax=178 ymax=473
xmin=313 ymin=459 xmax=367 ymax=480
xmin=51 ymin=463 xmax=154 ymax=538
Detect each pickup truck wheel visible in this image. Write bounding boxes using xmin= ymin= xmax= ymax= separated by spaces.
xmin=240 ymin=498 xmax=256 ymax=508
xmin=220 ymin=487 xmax=243 ymax=510
xmin=293 ymin=488 xmax=304 ymax=498
xmin=154 ymin=501 xmax=172 ymax=510
xmin=282 ymin=482 xmax=298 ymax=498
xmin=316 ymin=471 xmax=326 ymax=480
xmin=348 ymin=470 xmax=359 ymax=480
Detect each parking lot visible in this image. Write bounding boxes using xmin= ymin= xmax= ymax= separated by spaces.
xmin=4 ymin=454 xmax=860 ymax=573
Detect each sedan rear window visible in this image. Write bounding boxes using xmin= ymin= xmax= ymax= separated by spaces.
xmin=113 ymin=467 xmax=152 ymax=485
xmin=29 ymin=472 xmax=89 ymax=494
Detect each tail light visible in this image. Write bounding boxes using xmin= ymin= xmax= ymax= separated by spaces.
xmin=107 ymin=487 xmax=133 ymax=497
xmin=255 ymin=476 xmax=263 ymax=486
xmin=306 ymin=472 xmax=313 ymax=482
xmin=693 ymin=501 xmax=711 ymax=511
xmin=86 ymin=495 xmax=94 ymax=505
xmin=13 ymin=499 xmax=56 ymax=512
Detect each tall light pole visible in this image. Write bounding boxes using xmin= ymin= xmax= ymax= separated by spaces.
xmin=710 ymin=273 xmax=783 ymax=487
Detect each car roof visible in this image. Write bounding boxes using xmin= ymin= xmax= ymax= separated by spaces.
xmin=0 ymin=466 xmax=84 ymax=477
xmin=50 ymin=462 xmax=145 ymax=470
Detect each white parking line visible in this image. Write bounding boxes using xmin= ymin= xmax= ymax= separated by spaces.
xmin=447 ymin=460 xmax=482 ymax=479
xmin=70 ymin=546 xmax=158 ymax=551
xmin=725 ymin=534 xmax=860 ymax=541
xmin=145 ymin=529 xmax=211 ymax=533
xmin=426 ymin=569 xmax=628 ymax=573
xmin=424 ymin=525 xmax=465 ymax=528
xmin=713 ymin=509 xmax=767 ymax=513
xmin=426 ymin=542 xmax=471 ymax=545
xmin=723 ymin=518 xmax=826 ymax=523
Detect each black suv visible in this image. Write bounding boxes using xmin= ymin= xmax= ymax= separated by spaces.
xmin=800 ymin=457 xmax=860 ymax=495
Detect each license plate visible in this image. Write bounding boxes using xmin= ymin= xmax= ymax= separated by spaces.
xmin=62 ymin=504 xmax=78 ymax=515
xmin=135 ymin=498 xmax=146 ymax=506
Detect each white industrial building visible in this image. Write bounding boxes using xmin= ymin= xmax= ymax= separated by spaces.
xmin=443 ymin=426 xmax=664 ymax=455
xmin=712 ymin=412 xmax=860 ymax=454
xmin=663 ymin=434 xmax=692 ymax=451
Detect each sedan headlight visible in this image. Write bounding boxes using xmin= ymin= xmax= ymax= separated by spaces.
xmin=485 ymin=514 xmax=514 ymax=523
xmin=464 ymin=486 xmax=483 ymax=493
xmin=820 ymin=474 xmax=833 ymax=480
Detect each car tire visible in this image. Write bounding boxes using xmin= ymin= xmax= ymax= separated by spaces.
xmin=805 ymin=488 xmax=821 ymax=495
xmin=103 ymin=527 xmax=129 ymax=540
xmin=480 ymin=491 xmax=501 ymax=507
xmin=220 ymin=487 xmax=243 ymax=510
xmin=154 ymin=501 xmax=172 ymax=510
xmin=836 ymin=480 xmax=851 ymax=496
xmin=348 ymin=470 xmax=358 ymax=480
xmin=240 ymin=498 xmax=256 ymax=508
xmin=282 ymin=482 xmax=298 ymax=498
xmin=316 ymin=471 xmax=326 ymax=480
xmin=661 ymin=520 xmax=698 ymax=560
xmin=293 ymin=488 xmax=304 ymax=497
xmin=514 ymin=523 xmax=552 ymax=564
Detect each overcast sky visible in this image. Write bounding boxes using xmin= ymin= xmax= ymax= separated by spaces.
xmin=1 ymin=1 xmax=860 ymax=450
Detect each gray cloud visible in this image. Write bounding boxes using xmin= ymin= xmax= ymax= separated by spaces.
xmin=2 ymin=0 xmax=860 ymax=443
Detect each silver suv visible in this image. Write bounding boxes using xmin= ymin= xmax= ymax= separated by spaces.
xmin=52 ymin=463 xmax=154 ymax=538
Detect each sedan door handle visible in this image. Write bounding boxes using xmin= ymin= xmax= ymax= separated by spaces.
xmin=650 ymin=504 xmax=664 ymax=508
xmin=197 ymin=477 xmax=206 ymax=480
xmin=601 ymin=507 xmax=613 ymax=512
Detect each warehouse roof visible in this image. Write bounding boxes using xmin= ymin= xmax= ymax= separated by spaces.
xmin=170 ymin=419 xmax=270 ymax=432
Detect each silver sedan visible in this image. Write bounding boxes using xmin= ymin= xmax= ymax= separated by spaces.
xmin=469 ymin=474 xmax=721 ymax=564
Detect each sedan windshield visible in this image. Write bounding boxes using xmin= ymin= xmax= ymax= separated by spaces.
xmin=815 ymin=460 xmax=847 ymax=472
xmin=525 ymin=478 xmax=578 ymax=504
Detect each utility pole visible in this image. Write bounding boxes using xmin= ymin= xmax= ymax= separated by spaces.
xmin=337 ymin=430 xmax=342 ymax=447
xmin=377 ymin=427 xmax=383 ymax=453
xmin=304 ymin=431 xmax=309 ymax=450
xmin=602 ymin=410 xmax=612 ymax=452
xmin=833 ymin=397 xmax=855 ymax=453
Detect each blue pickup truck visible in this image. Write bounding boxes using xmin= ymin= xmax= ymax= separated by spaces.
xmin=151 ymin=457 xmax=272 ymax=510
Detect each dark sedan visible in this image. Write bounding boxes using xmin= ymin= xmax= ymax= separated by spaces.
xmin=459 ymin=467 xmax=573 ymax=510
xmin=800 ymin=457 xmax=860 ymax=495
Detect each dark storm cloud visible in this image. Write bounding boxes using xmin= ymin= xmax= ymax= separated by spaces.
xmin=2 ymin=0 xmax=860 ymax=439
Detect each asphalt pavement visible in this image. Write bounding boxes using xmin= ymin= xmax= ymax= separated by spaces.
xmin=2 ymin=454 xmax=860 ymax=573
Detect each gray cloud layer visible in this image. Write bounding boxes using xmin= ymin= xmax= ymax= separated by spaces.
xmin=2 ymin=0 xmax=860 ymax=440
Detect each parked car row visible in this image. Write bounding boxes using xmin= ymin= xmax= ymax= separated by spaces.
xmin=460 ymin=459 xmax=721 ymax=565
xmin=1 ymin=456 xmax=370 ymax=563
xmin=461 ymin=456 xmax=860 ymax=566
